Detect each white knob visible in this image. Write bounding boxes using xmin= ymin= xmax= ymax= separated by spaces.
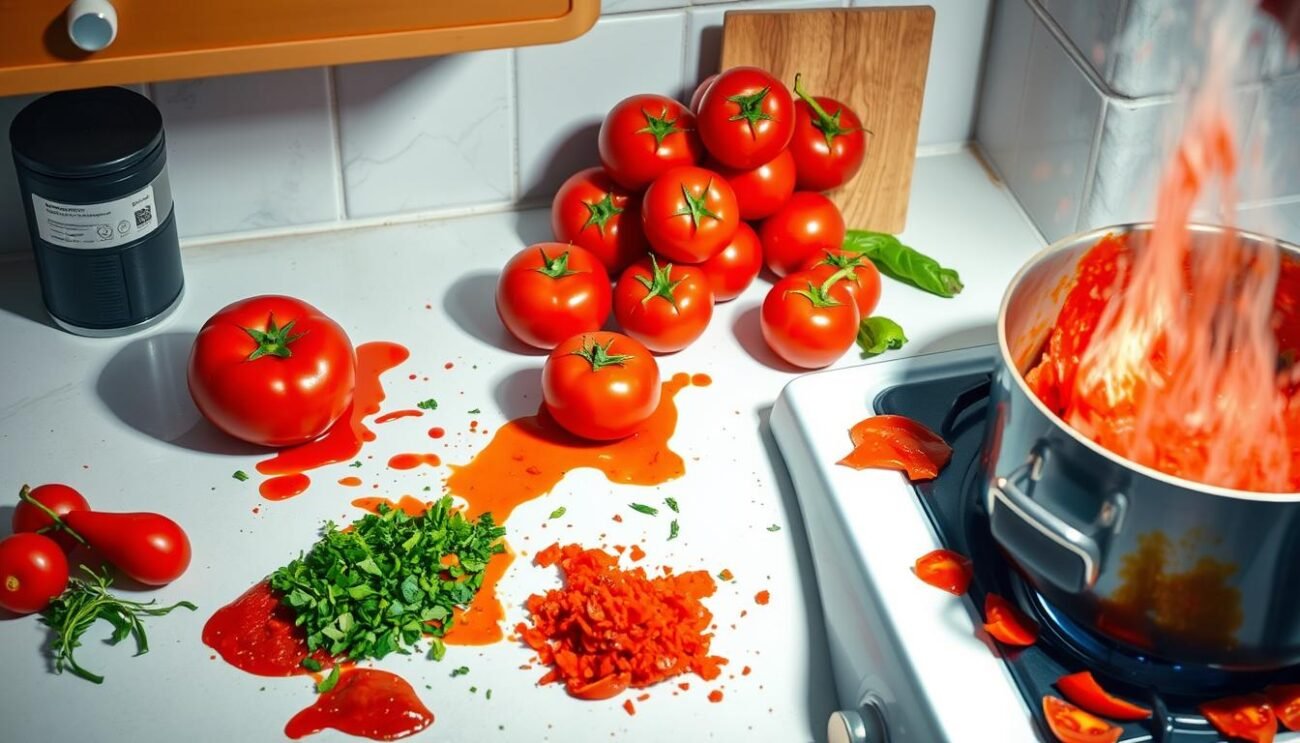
xmin=828 ymin=710 xmax=869 ymax=743
xmin=67 ymin=0 xmax=118 ymax=52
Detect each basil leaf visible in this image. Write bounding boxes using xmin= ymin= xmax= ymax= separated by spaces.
xmin=629 ymin=503 xmax=658 ymax=516
xmin=842 ymin=230 xmax=963 ymax=298
xmin=316 ymin=665 xmax=341 ymax=694
xmin=548 ymin=507 xmax=566 ymax=520
xmin=857 ymin=316 xmax=909 ymax=358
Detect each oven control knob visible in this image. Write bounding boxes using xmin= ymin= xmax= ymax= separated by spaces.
xmin=828 ymin=702 xmax=887 ymax=743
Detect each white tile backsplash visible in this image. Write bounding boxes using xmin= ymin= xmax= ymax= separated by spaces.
xmin=334 ymin=53 xmax=514 ymax=218
xmin=1243 ymin=74 xmax=1300 ymax=204
xmin=152 ymin=68 xmax=342 ymax=238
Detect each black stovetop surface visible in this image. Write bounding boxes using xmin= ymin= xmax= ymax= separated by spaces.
xmin=874 ymin=368 xmax=1295 ymax=743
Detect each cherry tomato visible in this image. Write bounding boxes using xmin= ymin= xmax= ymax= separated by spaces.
xmin=800 ymin=248 xmax=882 ymax=317
xmin=496 ymin=244 xmax=613 ymax=350
xmin=598 ymin=94 xmax=704 ymax=191
xmin=1042 ymin=696 xmax=1122 ymax=743
xmin=542 ymin=332 xmax=661 ymax=441
xmin=983 ymin=593 xmax=1039 ymax=646
xmin=759 ymin=192 xmax=846 ymax=277
xmin=641 ymin=165 xmax=739 ymax=264
xmin=788 ymin=74 xmax=868 ymax=191
xmin=699 ymin=223 xmax=763 ymax=302
xmin=697 ymin=67 xmax=796 ymax=169
xmin=712 ymin=149 xmax=796 ymax=221
xmin=1199 ymin=694 xmax=1278 ymax=743
xmin=64 ymin=510 xmax=191 ymax=586
xmin=1055 ymin=672 xmax=1151 ymax=721
xmin=912 ymin=549 xmax=973 ymax=596
xmin=689 ymin=74 xmax=718 ymax=113
xmin=189 ymin=296 xmax=356 ymax=448
xmin=0 ymin=533 xmax=69 ymax=614
xmin=760 ymin=270 xmax=860 ymax=369
xmin=1266 ymin=685 xmax=1300 ymax=730
xmin=13 ymin=483 xmax=90 ymax=553
xmin=552 ymin=167 xmax=647 ymax=274
xmin=614 ymin=256 xmax=714 ymax=353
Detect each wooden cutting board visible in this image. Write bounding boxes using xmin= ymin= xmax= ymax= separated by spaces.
xmin=720 ymin=7 xmax=934 ymax=233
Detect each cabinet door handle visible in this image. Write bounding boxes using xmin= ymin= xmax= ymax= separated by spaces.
xmin=67 ymin=0 xmax=118 ymax=52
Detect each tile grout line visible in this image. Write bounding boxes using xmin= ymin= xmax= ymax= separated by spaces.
xmin=509 ymin=48 xmax=522 ymax=203
xmin=324 ymin=66 xmax=350 ymax=222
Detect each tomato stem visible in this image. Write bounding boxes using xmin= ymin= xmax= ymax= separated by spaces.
xmin=633 ymin=255 xmax=684 ymax=310
xmin=819 ymin=266 xmax=857 ymax=296
xmin=17 ymin=484 xmax=89 ymax=548
xmin=792 ymin=73 xmax=856 ymax=149
xmin=581 ymin=193 xmax=624 ymax=237
xmin=569 ymin=336 xmax=636 ymax=372
xmin=241 ymin=313 xmax=306 ymax=361
xmin=726 ymin=87 xmax=775 ymax=139
xmin=671 ymin=180 xmax=721 ymax=231
xmin=534 ymin=248 xmax=579 ymax=279
xmin=635 ymin=106 xmax=687 ymax=148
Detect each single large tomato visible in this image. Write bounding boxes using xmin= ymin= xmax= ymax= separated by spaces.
xmin=696 ymin=67 xmax=795 ymax=169
xmin=496 ymin=244 xmax=613 ymax=350
xmin=760 ymin=270 xmax=860 ymax=369
xmin=789 ymin=74 xmax=868 ymax=191
xmin=598 ymin=94 xmax=704 ymax=191
xmin=800 ymin=248 xmax=882 ymax=317
xmin=613 ymin=256 xmax=714 ymax=353
xmin=712 ymin=149 xmax=796 ymax=221
xmin=542 ymin=332 xmax=661 ymax=441
xmin=1042 ymin=696 xmax=1122 ymax=743
xmin=0 ymin=533 xmax=68 ymax=614
xmin=13 ymin=484 xmax=90 ymax=553
xmin=699 ymin=222 xmax=763 ymax=302
xmin=641 ymin=165 xmax=739 ymax=264
xmin=760 ymin=192 xmax=846 ymax=277
xmin=552 ymin=167 xmax=647 ymax=274
xmin=189 ymin=296 xmax=356 ymax=448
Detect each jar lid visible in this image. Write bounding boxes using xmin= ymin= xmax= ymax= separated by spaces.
xmin=9 ymin=86 xmax=163 ymax=179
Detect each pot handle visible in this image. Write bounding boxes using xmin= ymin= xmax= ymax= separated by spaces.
xmin=988 ymin=444 xmax=1127 ymax=593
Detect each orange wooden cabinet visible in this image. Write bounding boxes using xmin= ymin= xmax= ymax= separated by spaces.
xmin=0 ymin=0 xmax=600 ymax=96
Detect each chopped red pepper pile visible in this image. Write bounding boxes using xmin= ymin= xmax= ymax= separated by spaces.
xmin=837 ymin=414 xmax=953 ymax=481
xmin=516 ymin=543 xmax=727 ymax=700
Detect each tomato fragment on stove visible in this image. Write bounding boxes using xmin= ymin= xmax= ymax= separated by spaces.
xmin=1055 ymin=671 xmax=1151 ymax=721
xmin=1042 ymin=696 xmax=1122 ymax=743
xmin=912 ymin=549 xmax=973 ymax=596
xmin=837 ymin=414 xmax=953 ymax=481
xmin=982 ymin=593 xmax=1039 ymax=647
xmin=1199 ymin=693 xmax=1278 ymax=743
xmin=1266 ymin=684 xmax=1300 ymax=731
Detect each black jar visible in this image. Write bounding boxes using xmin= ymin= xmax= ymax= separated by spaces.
xmin=10 ymin=86 xmax=183 ymax=336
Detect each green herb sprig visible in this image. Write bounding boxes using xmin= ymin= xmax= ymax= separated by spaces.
xmin=843 ymin=230 xmax=963 ymax=298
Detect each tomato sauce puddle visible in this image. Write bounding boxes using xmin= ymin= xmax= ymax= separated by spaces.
xmin=202 ymin=581 xmax=332 ymax=676
xmin=284 ymin=668 xmax=433 ymax=741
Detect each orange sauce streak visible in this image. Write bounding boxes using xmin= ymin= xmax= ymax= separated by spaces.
xmin=337 ymin=476 xmax=362 ymax=487
xmin=350 ymin=495 xmax=431 ymax=517
xmin=374 ymin=409 xmax=424 ymax=424
xmin=259 ymin=474 xmax=311 ymax=501
xmin=444 ymin=548 xmax=515 ymax=646
xmin=445 ymin=373 xmax=701 ymax=522
xmin=388 ymin=453 xmax=441 ymax=470
xmin=691 ymin=373 xmax=713 ymax=387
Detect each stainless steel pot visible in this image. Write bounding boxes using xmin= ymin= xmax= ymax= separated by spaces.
xmin=985 ymin=222 xmax=1300 ymax=670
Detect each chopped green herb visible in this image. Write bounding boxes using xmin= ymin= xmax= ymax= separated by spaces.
xmin=423 ymin=486 xmax=432 ymax=492
xmin=664 ymin=497 xmax=679 ymax=513
xmin=629 ymin=503 xmax=658 ymax=517
xmin=856 ymin=316 xmax=908 ymax=358
xmin=470 ymin=686 xmax=478 ymax=693
xmin=348 ymin=461 xmax=362 ymax=468
xmin=430 ymin=637 xmax=447 ymax=662
xmin=767 ymin=524 xmax=781 ymax=532
xmin=417 ymin=399 xmax=439 ymax=411
xmin=316 ymin=665 xmax=341 ymax=694
xmin=301 ymin=657 xmax=322 ymax=672
xmin=467 ymin=408 xmax=481 ymax=414
xmin=549 ymin=507 xmax=567 ymax=520
xmin=668 ymin=519 xmax=680 ymax=541
xmin=451 ymin=666 xmax=470 ymax=677
xmin=269 ymin=497 xmax=505 ymax=664
xmin=232 ymin=470 xmax=249 ymax=482
xmin=486 ymin=689 xmax=493 ymax=700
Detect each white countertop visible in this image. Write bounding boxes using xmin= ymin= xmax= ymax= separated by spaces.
xmin=0 ymin=149 xmax=1043 ymax=743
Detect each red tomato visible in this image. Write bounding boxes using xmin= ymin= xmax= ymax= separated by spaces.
xmin=983 ymin=593 xmax=1039 ymax=646
xmin=614 ymin=256 xmax=714 ymax=353
xmin=64 ymin=510 xmax=191 ymax=586
xmin=788 ymin=74 xmax=868 ymax=191
xmin=1199 ymin=694 xmax=1278 ymax=743
xmin=542 ymin=332 xmax=661 ymax=441
xmin=0 ymin=533 xmax=69 ymax=614
xmin=13 ymin=483 xmax=90 ymax=553
xmin=1055 ymin=672 xmax=1151 ymax=721
xmin=699 ymin=223 xmax=763 ymax=302
xmin=913 ymin=549 xmax=973 ymax=596
xmin=1042 ymin=696 xmax=1122 ymax=743
xmin=697 ymin=67 xmax=796 ymax=169
xmin=189 ymin=296 xmax=356 ymax=448
xmin=712 ymin=149 xmax=796 ymax=220
xmin=800 ymin=248 xmax=882 ymax=317
xmin=1266 ymin=685 xmax=1300 ymax=730
xmin=496 ymin=244 xmax=613 ymax=350
xmin=760 ymin=192 xmax=846 ymax=277
xmin=598 ymin=94 xmax=704 ymax=191
xmin=689 ymin=74 xmax=718 ymax=113
xmin=760 ymin=270 xmax=860 ymax=369
xmin=641 ymin=165 xmax=739 ymax=264
xmin=552 ymin=167 xmax=647 ymax=274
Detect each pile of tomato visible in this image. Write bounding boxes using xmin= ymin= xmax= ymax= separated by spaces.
xmin=498 ymin=65 xmax=884 ymax=379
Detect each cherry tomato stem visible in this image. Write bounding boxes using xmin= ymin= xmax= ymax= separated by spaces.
xmin=17 ymin=485 xmax=88 ymax=549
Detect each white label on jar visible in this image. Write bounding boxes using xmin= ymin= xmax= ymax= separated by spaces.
xmin=31 ymin=184 xmax=159 ymax=250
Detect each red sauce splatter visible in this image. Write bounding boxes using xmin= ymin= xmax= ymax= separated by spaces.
xmin=351 ymin=496 xmax=430 ymax=517
xmin=445 ymin=548 xmax=515 ymax=646
xmin=469 ymin=420 xmax=479 ymax=430
xmin=428 ymin=427 xmax=445 ymax=439
xmin=445 ymin=373 xmax=703 ymax=522
xmin=254 ymin=342 xmax=409 ymax=498
xmin=742 ymin=666 xmax=751 ymax=676
xmin=708 ymin=690 xmax=724 ymax=703
xmin=623 ymin=699 xmax=636 ymax=716
xmin=202 ymin=581 xmax=331 ymax=676
xmin=754 ymin=590 xmax=770 ymax=605
xmin=284 ymin=668 xmax=433 ymax=741
xmin=444 ymin=362 xmax=454 ymax=370
xmin=629 ymin=545 xmax=646 ymax=562
xmin=338 ymin=476 xmax=362 ymax=487
xmin=388 ymin=453 xmax=441 ymax=470
xmin=260 ymin=474 xmax=311 ymax=501
xmin=408 ymin=373 xmax=417 ymax=380
xmin=691 ymin=373 xmax=712 ymax=387
xmin=374 ymin=409 xmax=423 ymax=424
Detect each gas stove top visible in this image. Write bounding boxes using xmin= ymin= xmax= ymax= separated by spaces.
xmin=770 ymin=345 xmax=1299 ymax=743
